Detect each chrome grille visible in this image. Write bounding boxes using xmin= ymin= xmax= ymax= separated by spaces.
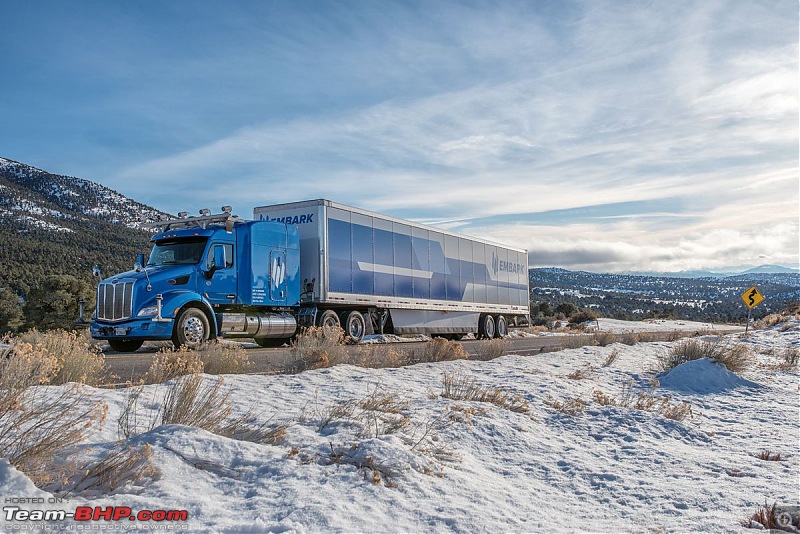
xmin=96 ymin=282 xmax=134 ymax=321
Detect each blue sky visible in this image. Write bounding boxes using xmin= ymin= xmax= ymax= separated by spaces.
xmin=1 ymin=0 xmax=797 ymax=272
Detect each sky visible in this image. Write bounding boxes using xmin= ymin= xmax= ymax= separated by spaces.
xmin=1 ymin=0 xmax=797 ymax=273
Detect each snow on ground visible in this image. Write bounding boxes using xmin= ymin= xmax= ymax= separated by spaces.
xmin=592 ymin=318 xmax=743 ymax=334
xmin=3 ymin=319 xmax=798 ymax=532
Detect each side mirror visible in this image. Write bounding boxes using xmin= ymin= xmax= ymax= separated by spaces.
xmin=134 ymin=253 xmax=146 ymax=272
xmin=205 ymin=245 xmax=227 ymax=279
xmin=92 ymin=265 xmax=102 ymax=278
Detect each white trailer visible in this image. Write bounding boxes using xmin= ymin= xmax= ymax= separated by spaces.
xmin=254 ymin=199 xmax=529 ymax=341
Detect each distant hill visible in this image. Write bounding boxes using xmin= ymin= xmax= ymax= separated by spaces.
xmin=0 ymin=157 xmax=168 ymax=295
xmin=530 ymin=267 xmax=800 ymax=322
xmin=623 ymin=264 xmax=799 ymax=278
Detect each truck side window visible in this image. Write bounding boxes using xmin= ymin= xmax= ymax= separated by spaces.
xmin=207 ymin=244 xmax=234 ymax=269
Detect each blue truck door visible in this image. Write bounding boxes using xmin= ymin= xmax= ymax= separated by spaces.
xmin=270 ymin=250 xmax=287 ymax=302
xmin=205 ymin=242 xmax=237 ymax=303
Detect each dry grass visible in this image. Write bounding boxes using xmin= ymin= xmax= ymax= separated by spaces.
xmin=0 ymin=337 xmax=108 ymax=488
xmin=18 ymin=329 xmax=107 ymax=386
xmin=198 ymin=341 xmax=251 ymax=374
xmin=441 ymin=372 xmax=529 ymax=413
xmin=755 ymin=313 xmax=790 ymax=329
xmin=592 ymin=379 xmax=693 ymax=422
xmin=658 ymin=339 xmax=751 ymax=373
xmin=119 ymin=374 xmax=286 ymax=445
xmin=411 ymin=338 xmax=468 ymax=363
xmin=286 ymin=326 xmax=348 ymax=373
xmin=777 ymin=347 xmax=799 ymax=371
xmin=741 ymin=501 xmax=795 ymax=531
xmin=602 ymin=349 xmax=620 ymax=368
xmin=593 ymin=332 xmax=618 ymax=347
xmin=473 ymin=338 xmax=506 ymax=360
xmin=64 ymin=444 xmax=156 ymax=496
xmin=566 ymin=365 xmax=595 ymax=380
xmin=756 ymin=450 xmax=783 ymax=461
xmin=313 ymin=386 xmax=412 ymax=438
xmin=563 ymin=335 xmax=596 ymax=349
xmin=143 ymin=347 xmax=203 ymax=384
xmin=543 ymin=396 xmax=586 ymax=416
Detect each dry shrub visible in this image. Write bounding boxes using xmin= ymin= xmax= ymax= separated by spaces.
xmin=592 ymin=379 xmax=693 ymax=422
xmin=755 ymin=313 xmax=788 ymax=329
xmin=563 ymin=335 xmax=596 ymax=349
xmin=602 ymin=349 xmax=620 ymax=368
xmin=636 ymin=332 xmax=659 ymax=343
xmin=19 ymin=329 xmax=106 ymax=386
xmin=756 ymin=450 xmax=783 ymax=461
xmin=314 ymin=386 xmax=412 ymax=438
xmin=66 ymin=444 xmax=156 ymax=495
xmin=543 ymin=396 xmax=586 ymax=416
xmin=593 ymin=332 xmax=618 ymax=347
xmin=777 ymin=347 xmax=799 ymax=371
xmin=658 ymin=339 xmax=751 ymax=373
xmin=120 ymin=375 xmax=286 ymax=445
xmin=566 ymin=365 xmax=594 ymax=380
xmin=447 ymin=404 xmax=488 ymax=425
xmin=0 ymin=337 xmax=108 ymax=487
xmin=287 ymin=326 xmax=348 ymax=373
xmin=143 ymin=347 xmax=203 ymax=384
xmin=618 ymin=333 xmax=640 ymax=346
xmin=442 ymin=372 xmax=529 ymax=413
xmin=198 ymin=341 xmax=251 ymax=374
xmin=741 ymin=501 xmax=796 ymax=531
xmin=411 ymin=338 xmax=468 ymax=363
xmin=474 ymin=338 xmax=506 ymax=360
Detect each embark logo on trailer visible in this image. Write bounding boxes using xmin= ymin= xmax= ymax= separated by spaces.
xmin=259 ymin=213 xmax=314 ymax=225
xmin=492 ymin=252 xmax=524 ymax=275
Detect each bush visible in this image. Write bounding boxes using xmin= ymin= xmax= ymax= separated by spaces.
xmin=658 ymin=339 xmax=751 ymax=373
xmin=411 ymin=338 xmax=468 ymax=363
xmin=19 ymin=329 xmax=107 ymax=386
xmin=741 ymin=501 xmax=795 ymax=531
xmin=569 ymin=310 xmax=599 ymax=326
xmin=198 ymin=341 xmax=251 ymax=375
xmin=592 ymin=379 xmax=693 ymax=422
xmin=0 ymin=337 xmax=107 ymax=487
xmin=441 ymin=372 xmax=529 ymax=413
xmin=473 ymin=338 xmax=506 ymax=360
xmin=287 ymin=326 xmax=348 ymax=373
xmin=143 ymin=347 xmax=203 ymax=384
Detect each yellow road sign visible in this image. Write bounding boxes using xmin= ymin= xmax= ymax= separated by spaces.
xmin=741 ymin=286 xmax=764 ymax=309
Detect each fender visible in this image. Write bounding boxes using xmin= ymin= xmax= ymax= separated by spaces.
xmin=146 ymin=290 xmax=219 ymax=338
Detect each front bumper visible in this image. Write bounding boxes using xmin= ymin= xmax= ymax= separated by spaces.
xmin=90 ymin=318 xmax=174 ymax=341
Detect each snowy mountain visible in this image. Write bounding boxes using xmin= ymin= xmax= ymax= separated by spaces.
xmin=0 ymin=157 xmax=169 ymax=294
xmin=0 ymin=157 xmax=166 ymax=231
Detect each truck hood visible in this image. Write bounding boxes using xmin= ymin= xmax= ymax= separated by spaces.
xmin=99 ymin=265 xmax=196 ymax=287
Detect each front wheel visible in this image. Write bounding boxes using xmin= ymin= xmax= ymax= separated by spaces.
xmin=173 ymin=307 xmax=210 ymax=349
xmin=108 ymin=339 xmax=144 ymax=353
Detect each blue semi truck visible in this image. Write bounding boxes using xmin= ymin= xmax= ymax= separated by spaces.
xmin=90 ymin=200 xmax=530 ymax=352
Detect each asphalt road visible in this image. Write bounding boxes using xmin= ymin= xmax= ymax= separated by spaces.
xmin=100 ymin=328 xmax=739 ymax=385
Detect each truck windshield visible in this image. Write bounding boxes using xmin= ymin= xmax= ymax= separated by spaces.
xmin=147 ymin=237 xmax=209 ymax=266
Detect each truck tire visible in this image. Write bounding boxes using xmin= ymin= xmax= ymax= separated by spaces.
xmin=173 ymin=307 xmax=210 ymax=349
xmin=107 ymin=339 xmax=144 ymax=353
xmin=254 ymin=337 xmax=289 ymax=348
xmin=495 ymin=315 xmax=508 ymax=338
xmin=342 ymin=310 xmax=366 ymax=344
xmin=478 ymin=314 xmax=495 ymax=340
xmin=317 ymin=309 xmax=341 ymax=330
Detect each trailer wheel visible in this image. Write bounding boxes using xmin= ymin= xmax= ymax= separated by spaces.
xmin=342 ymin=311 xmax=366 ymax=344
xmin=317 ymin=309 xmax=341 ymax=330
xmin=107 ymin=339 xmax=144 ymax=353
xmin=173 ymin=307 xmax=210 ymax=349
xmin=495 ymin=315 xmax=508 ymax=338
xmin=478 ymin=314 xmax=495 ymax=339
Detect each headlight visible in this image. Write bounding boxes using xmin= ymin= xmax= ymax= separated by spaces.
xmin=137 ymin=305 xmax=159 ymax=317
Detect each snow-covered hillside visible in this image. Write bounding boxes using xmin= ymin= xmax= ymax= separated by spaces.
xmin=2 ymin=320 xmax=798 ymax=532
xmin=0 ymin=157 xmax=167 ymax=230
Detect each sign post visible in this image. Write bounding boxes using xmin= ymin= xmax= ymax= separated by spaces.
xmin=741 ymin=285 xmax=765 ymax=336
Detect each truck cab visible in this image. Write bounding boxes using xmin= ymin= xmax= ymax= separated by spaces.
xmin=90 ymin=209 xmax=300 ymax=352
